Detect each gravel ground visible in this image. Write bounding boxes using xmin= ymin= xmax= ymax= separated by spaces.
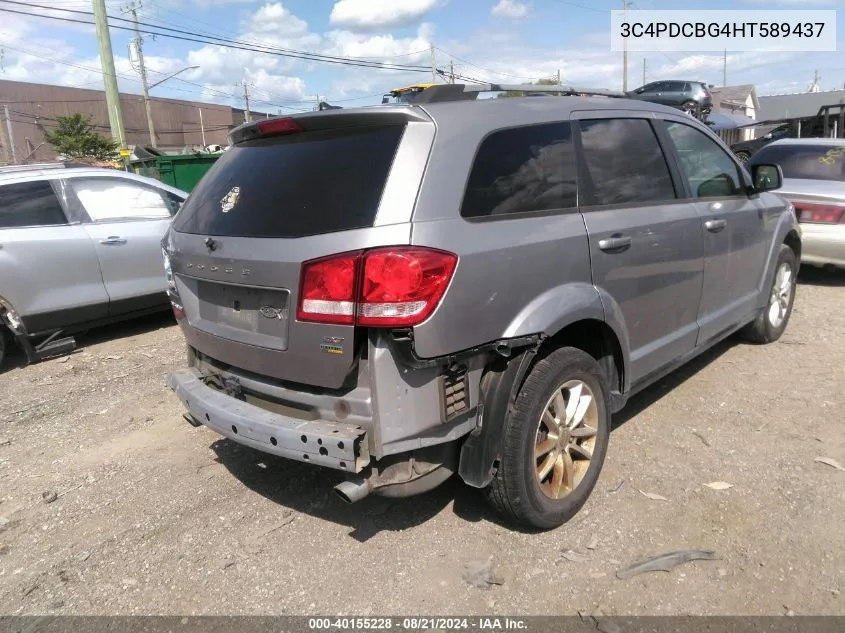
xmin=1 ymin=268 xmax=843 ymax=616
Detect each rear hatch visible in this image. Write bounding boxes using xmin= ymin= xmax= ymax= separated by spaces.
xmin=165 ymin=108 xmax=435 ymax=389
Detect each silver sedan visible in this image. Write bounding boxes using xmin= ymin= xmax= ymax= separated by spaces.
xmin=748 ymin=138 xmax=845 ymax=269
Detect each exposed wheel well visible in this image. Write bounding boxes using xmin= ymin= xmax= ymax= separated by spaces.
xmin=538 ymin=319 xmax=624 ymax=395
xmin=784 ymin=229 xmax=802 ymax=263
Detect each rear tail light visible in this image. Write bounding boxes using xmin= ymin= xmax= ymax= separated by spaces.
xmin=298 ymin=254 xmax=358 ymax=325
xmin=256 ymin=117 xmax=303 ymax=137
xmin=297 ymin=247 xmax=458 ymax=328
xmin=794 ymin=202 xmax=845 ymax=224
xmin=230 ymin=117 xmax=304 ymax=144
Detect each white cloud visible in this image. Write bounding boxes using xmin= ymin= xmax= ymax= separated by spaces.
xmin=190 ymin=0 xmax=257 ymax=5
xmin=323 ymin=23 xmax=433 ymax=60
xmin=329 ymin=0 xmax=440 ymax=32
xmin=491 ymin=0 xmax=530 ymax=19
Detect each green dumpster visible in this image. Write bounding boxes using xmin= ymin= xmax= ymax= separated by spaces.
xmin=129 ymin=153 xmax=221 ymax=192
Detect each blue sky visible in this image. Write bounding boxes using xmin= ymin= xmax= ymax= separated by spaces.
xmin=0 ymin=0 xmax=843 ymax=113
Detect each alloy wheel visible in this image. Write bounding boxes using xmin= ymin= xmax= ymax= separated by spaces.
xmin=534 ymin=380 xmax=598 ymax=499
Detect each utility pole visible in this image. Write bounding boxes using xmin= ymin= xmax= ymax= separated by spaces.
xmin=91 ymin=0 xmax=126 ymax=148
xmin=556 ymin=69 xmax=561 ymax=85
xmin=722 ymin=49 xmax=727 ymax=86
xmin=0 ymin=105 xmax=12 ymax=163
xmin=642 ymin=57 xmax=646 ymax=85
xmin=238 ymin=81 xmax=251 ymax=122
xmin=449 ymin=60 xmax=455 ymax=84
xmin=125 ymin=1 xmax=156 ymax=148
xmin=197 ymin=107 xmax=206 ymax=147
xmin=4 ymin=106 xmax=16 ymax=162
xmin=430 ymin=43 xmax=437 ymax=83
xmin=622 ymin=0 xmax=629 ymax=92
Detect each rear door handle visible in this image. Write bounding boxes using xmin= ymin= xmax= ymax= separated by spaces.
xmin=99 ymin=236 xmax=127 ymax=245
xmin=704 ymin=219 xmax=727 ymax=233
xmin=598 ymin=235 xmax=632 ymax=253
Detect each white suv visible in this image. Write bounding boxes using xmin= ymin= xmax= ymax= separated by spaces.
xmin=0 ymin=163 xmax=187 ymax=368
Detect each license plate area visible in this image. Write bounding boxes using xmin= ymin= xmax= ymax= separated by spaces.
xmin=195 ymin=281 xmax=290 ymax=351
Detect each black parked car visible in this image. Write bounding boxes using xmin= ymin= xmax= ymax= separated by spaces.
xmin=731 ymin=123 xmax=794 ymax=162
xmin=626 ymin=80 xmax=712 ymax=116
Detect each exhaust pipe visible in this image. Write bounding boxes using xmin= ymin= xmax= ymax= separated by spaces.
xmin=334 ymin=477 xmax=371 ymax=504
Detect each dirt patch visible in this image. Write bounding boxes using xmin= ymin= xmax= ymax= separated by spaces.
xmin=1 ymin=272 xmax=844 ymax=616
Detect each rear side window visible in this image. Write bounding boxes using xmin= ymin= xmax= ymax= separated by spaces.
xmin=0 ymin=180 xmax=66 ymax=228
xmin=172 ymin=125 xmax=405 ymax=238
xmin=749 ymin=144 xmax=845 ymax=181
xmin=578 ymin=118 xmax=676 ymax=206
xmin=460 ymin=122 xmax=577 ymax=218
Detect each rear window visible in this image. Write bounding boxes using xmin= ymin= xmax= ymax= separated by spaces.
xmin=172 ymin=124 xmax=405 ymax=238
xmin=748 ymin=144 xmax=845 ymax=181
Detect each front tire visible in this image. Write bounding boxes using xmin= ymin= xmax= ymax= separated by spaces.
xmin=484 ymin=347 xmax=611 ymax=530
xmin=735 ymin=150 xmax=751 ymax=163
xmin=0 ymin=327 xmax=6 ymax=370
xmin=740 ymin=244 xmax=797 ymax=344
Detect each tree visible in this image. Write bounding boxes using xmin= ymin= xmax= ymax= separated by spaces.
xmin=497 ymin=78 xmax=562 ymax=98
xmin=44 ymin=114 xmax=119 ymax=161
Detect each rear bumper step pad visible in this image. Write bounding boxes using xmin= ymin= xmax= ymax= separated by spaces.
xmin=166 ymin=368 xmax=369 ymax=472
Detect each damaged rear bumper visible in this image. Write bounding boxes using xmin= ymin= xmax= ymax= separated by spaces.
xmin=166 ymin=368 xmax=370 ymax=473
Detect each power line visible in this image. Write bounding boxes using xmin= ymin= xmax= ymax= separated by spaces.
xmin=0 ymin=1 xmax=432 ymax=72
xmin=0 ymin=41 xmax=306 ymax=112
xmin=435 ymin=47 xmax=540 ymax=81
xmin=547 ymin=0 xmax=605 ymax=13
xmin=140 ymin=0 xmax=430 ymax=62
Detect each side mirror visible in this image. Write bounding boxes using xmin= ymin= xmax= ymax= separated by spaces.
xmin=750 ymin=163 xmax=783 ymax=192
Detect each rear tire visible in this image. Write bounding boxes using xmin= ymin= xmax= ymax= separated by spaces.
xmin=484 ymin=347 xmax=611 ymax=530
xmin=740 ymin=244 xmax=797 ymax=344
xmin=681 ymin=100 xmax=697 ymax=115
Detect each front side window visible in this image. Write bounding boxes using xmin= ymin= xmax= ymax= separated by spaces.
xmin=70 ymin=178 xmax=171 ymax=222
xmin=0 ymin=180 xmax=67 ymax=228
xmin=578 ymin=118 xmax=677 ymax=206
xmin=461 ymin=122 xmax=578 ymax=218
xmin=665 ymin=121 xmax=745 ymax=198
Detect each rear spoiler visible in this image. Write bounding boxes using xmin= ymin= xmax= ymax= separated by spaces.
xmin=228 ymin=108 xmax=431 ymax=145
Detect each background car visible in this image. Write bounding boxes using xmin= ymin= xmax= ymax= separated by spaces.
xmin=747 ymin=138 xmax=845 ymax=269
xmin=626 ymin=80 xmax=713 ymax=116
xmin=731 ymin=123 xmax=795 ymax=162
xmin=0 ymin=163 xmax=187 ymax=369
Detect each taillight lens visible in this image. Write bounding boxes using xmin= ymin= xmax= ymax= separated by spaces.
xmin=358 ymin=248 xmax=457 ymax=326
xmin=298 ymin=253 xmax=359 ymax=325
xmin=794 ymin=202 xmax=845 ymax=224
xmin=297 ymin=247 xmax=458 ymax=328
xmin=256 ymin=117 xmax=303 ymax=137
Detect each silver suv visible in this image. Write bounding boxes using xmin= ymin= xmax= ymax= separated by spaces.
xmin=0 ymin=164 xmax=187 ymax=368
xmin=164 ymin=84 xmax=800 ymax=529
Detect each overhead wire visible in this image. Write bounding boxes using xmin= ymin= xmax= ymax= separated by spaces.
xmin=0 ymin=1 xmax=432 ymax=72
xmin=139 ymin=0 xmax=430 ymax=62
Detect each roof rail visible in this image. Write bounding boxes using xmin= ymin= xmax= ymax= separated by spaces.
xmin=0 ymin=162 xmax=72 ymax=174
xmin=408 ymin=83 xmax=627 ymax=104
